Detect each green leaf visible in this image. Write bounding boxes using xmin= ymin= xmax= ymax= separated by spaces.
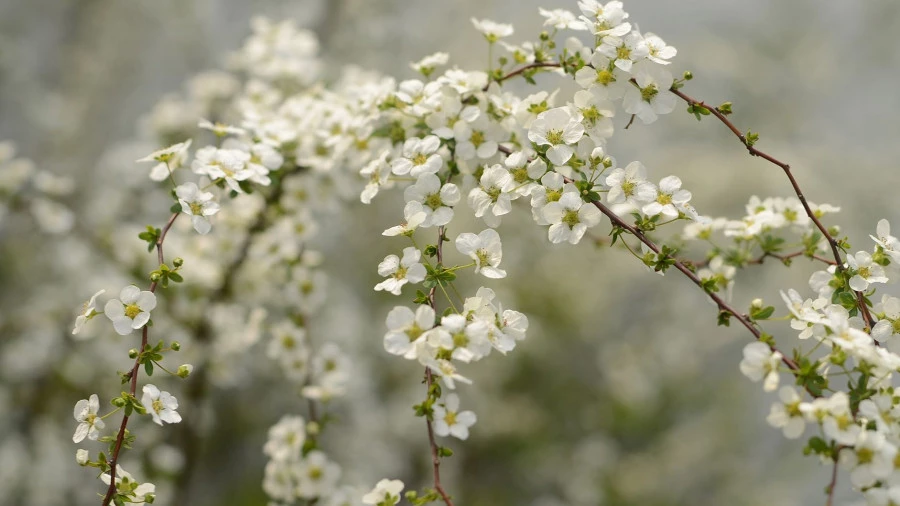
xmin=144 ymin=361 xmax=154 ymax=377
xmin=750 ymin=306 xmax=775 ymax=320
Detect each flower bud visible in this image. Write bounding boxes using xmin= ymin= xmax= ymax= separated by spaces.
xmin=176 ymin=364 xmax=193 ymax=378
xmin=128 ymin=348 xmax=139 ymax=359
xmin=171 ymin=341 xmax=181 ymax=351
xmin=173 ymin=257 xmax=184 ymax=268
xmin=75 ymin=449 xmax=89 ymax=466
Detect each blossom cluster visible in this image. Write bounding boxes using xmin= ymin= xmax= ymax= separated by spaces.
xmin=59 ymin=0 xmax=900 ymax=504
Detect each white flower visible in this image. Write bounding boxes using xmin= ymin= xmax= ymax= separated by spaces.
xmin=504 ymin=150 xmax=546 ymax=197
xmin=411 ymin=52 xmax=449 ymax=76
xmin=75 ymin=449 xmax=89 ymax=466
xmin=72 ymin=289 xmax=105 ymax=336
xmin=597 ymin=31 xmax=649 ymax=72
xmin=374 ymin=247 xmax=427 ymax=295
xmin=572 ymin=89 xmax=615 ymax=141
xmin=433 ymin=394 xmax=477 ymax=440
xmin=623 ymin=63 xmax=676 ymax=124
xmin=383 ymin=208 xmax=426 ymax=237
xmin=847 ymin=250 xmax=888 ymax=291
xmin=455 ymin=229 xmax=506 ymax=279
xmin=644 ymin=32 xmax=677 ymax=64
xmin=738 ymin=341 xmax=781 ymax=391
xmin=191 ymin=145 xmax=253 ymax=193
xmin=528 ymin=107 xmax=585 ymax=166
xmin=439 ymin=314 xmax=492 ymax=363
xmin=245 ymin=141 xmax=283 ymax=185
xmin=296 ymin=450 xmax=341 ymax=499
xmin=470 ymin=18 xmax=514 ymax=42
xmin=73 ymin=394 xmax=104 ymax=442
xmin=841 ymin=430 xmax=895 ymax=488
xmin=104 ymin=286 xmax=157 ymax=336
xmin=468 ymin=164 xmax=514 ymax=227
xmin=403 ymin=173 xmax=460 ymax=228
xmin=175 ymin=182 xmax=220 ymax=234
xmin=360 ymin=150 xmax=393 ymax=204
xmin=574 ymin=52 xmax=627 ymax=99
xmin=865 ymin=486 xmax=900 ymax=506
xmin=391 ymin=136 xmax=443 ymax=177
xmin=538 ymin=8 xmax=587 ymax=30
xmin=137 ymin=139 xmax=192 ymax=182
xmin=141 ymin=384 xmax=182 ymax=426
xmin=263 ymin=415 xmax=306 ymax=462
xmin=362 ymin=479 xmax=404 ymax=506
xmin=766 ymin=387 xmax=806 ymax=439
xmin=384 ymin=305 xmax=436 ymax=360
xmin=100 ymin=466 xmax=156 ymax=504
xmin=871 ymin=219 xmax=900 ymax=262
xmin=543 ymin=192 xmax=603 ymax=245
xmin=198 ymin=118 xmax=246 ymax=136
xmin=605 ymin=161 xmax=656 ymax=209
xmin=820 ymin=392 xmax=860 ymax=445
xmin=453 ymin=114 xmax=500 ymax=160
xmin=577 ymin=1 xmax=631 ymax=36
xmin=642 ymin=175 xmax=692 ymax=219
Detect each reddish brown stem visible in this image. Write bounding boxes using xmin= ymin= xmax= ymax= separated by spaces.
xmin=669 ymin=88 xmax=875 ymax=329
xmin=101 ymin=212 xmax=179 ymax=506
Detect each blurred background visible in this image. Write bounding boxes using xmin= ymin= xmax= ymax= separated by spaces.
xmin=2 ymin=0 xmax=900 ymax=505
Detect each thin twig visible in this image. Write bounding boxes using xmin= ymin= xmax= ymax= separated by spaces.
xmin=669 ymin=88 xmax=875 ymax=329
xmin=422 ymin=225 xmax=454 ymax=506
xmin=102 ymin=212 xmax=179 ymax=506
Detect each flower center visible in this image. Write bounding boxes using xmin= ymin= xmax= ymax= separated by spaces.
xmin=475 ymin=249 xmax=491 ymax=267
xmin=189 ymin=202 xmax=204 ymax=215
xmin=546 ymin=129 xmax=564 ymax=145
xmin=582 ymin=106 xmax=601 ymax=124
xmin=595 ymin=69 xmax=615 ymax=85
xmin=545 ymin=189 xmax=563 ymax=203
xmin=562 ymin=209 xmax=580 ymax=228
xmin=640 ymin=84 xmax=659 ymax=103
xmin=470 ymin=130 xmax=485 ymax=147
xmin=621 ymin=180 xmax=636 ymax=197
xmin=425 ymin=193 xmax=443 ymax=210
xmin=124 ymin=304 xmax=142 ymax=319
xmin=616 ymin=46 xmax=632 ymax=61
xmin=511 ymin=167 xmax=529 ymax=183
xmin=444 ymin=411 xmax=457 ymax=425
xmin=406 ymin=323 xmax=423 ymax=342
xmin=413 ymin=153 xmax=428 ymax=166
xmin=657 ymin=193 xmax=673 ymax=205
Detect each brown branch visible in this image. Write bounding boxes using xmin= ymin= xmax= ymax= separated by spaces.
xmin=421 ymin=225 xmax=454 ymax=506
xmin=485 ymin=62 xmax=561 ymax=91
xmin=102 ymin=212 xmax=179 ymax=506
xmin=669 ymin=87 xmax=876 ymax=329
xmin=568 ymin=182 xmax=804 ymax=380
xmin=425 ymin=368 xmax=454 ymax=506
xmin=825 ymin=451 xmax=840 ymax=506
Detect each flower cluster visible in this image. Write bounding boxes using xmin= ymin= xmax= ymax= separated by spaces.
xmin=61 ymin=1 xmax=900 ymax=504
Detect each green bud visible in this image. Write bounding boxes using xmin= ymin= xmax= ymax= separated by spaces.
xmin=170 ymin=341 xmax=181 ymax=351
xmin=176 ymin=364 xmax=193 ymax=378
xmin=683 ymin=70 xmax=693 ymax=80
xmin=149 ymin=272 xmax=161 ymax=282
xmin=172 ymin=257 xmax=184 ymax=268
xmin=128 ymin=349 xmax=139 ymax=359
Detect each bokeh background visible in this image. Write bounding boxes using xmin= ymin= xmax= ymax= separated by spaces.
xmin=2 ymin=0 xmax=900 ymax=505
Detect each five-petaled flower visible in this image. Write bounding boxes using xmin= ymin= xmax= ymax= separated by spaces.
xmin=104 ymin=285 xmax=157 ymax=336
